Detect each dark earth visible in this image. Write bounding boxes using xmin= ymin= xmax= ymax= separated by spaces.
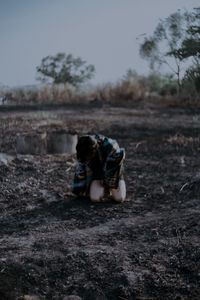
xmin=0 ymin=103 xmax=200 ymax=300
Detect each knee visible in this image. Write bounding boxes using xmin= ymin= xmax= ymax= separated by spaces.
xmin=113 ymin=194 xmax=126 ymax=203
xmin=112 ymin=180 xmax=126 ymax=203
xmin=90 ymin=195 xmax=102 ymax=202
xmin=90 ymin=190 xmax=104 ymax=202
xmin=89 ymin=180 xmax=104 ymax=202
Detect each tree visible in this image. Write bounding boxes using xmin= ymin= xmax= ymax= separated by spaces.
xmin=139 ymin=10 xmax=193 ymax=93
xmin=36 ymin=53 xmax=95 ymax=87
xmin=170 ymin=8 xmax=200 ymax=60
xmin=169 ymin=8 xmax=200 ymax=93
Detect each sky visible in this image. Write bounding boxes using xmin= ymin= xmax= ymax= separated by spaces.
xmin=0 ymin=0 xmax=199 ymax=87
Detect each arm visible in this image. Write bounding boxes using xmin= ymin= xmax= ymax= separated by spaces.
xmin=102 ymin=137 xmax=125 ymax=189
xmin=72 ymin=162 xmax=87 ymax=195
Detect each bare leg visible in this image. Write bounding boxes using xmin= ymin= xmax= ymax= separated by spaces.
xmin=111 ymin=180 xmax=126 ymax=202
xmin=90 ymin=180 xmax=104 ymax=202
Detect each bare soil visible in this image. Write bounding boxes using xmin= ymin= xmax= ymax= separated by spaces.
xmin=0 ymin=104 xmax=200 ymax=300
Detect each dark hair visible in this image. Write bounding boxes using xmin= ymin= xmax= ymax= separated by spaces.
xmin=76 ymin=135 xmax=97 ymax=162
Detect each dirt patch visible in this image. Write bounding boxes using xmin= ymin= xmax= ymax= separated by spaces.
xmin=0 ymin=106 xmax=200 ymax=299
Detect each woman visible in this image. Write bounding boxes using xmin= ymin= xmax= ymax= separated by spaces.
xmin=73 ymin=134 xmax=126 ymax=202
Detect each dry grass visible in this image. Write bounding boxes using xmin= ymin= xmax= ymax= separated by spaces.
xmin=167 ymin=134 xmax=200 ymax=146
xmin=1 ymin=81 xmax=145 ymax=106
xmin=1 ymin=79 xmax=200 ymax=108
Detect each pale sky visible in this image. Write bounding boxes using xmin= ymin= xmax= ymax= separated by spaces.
xmin=0 ymin=0 xmax=199 ymax=87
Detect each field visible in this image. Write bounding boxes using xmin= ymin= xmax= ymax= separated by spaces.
xmin=0 ymin=103 xmax=200 ymax=300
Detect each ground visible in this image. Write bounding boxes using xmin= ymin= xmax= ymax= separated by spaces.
xmin=0 ymin=104 xmax=200 ymax=300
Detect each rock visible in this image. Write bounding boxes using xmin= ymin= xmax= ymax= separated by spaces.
xmin=16 ymin=131 xmax=77 ymax=155
xmin=0 ymin=153 xmax=14 ymax=165
xmin=16 ymin=133 xmax=47 ymax=155
xmin=47 ymin=131 xmax=77 ymax=154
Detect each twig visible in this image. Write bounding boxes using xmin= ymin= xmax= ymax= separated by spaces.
xmin=135 ymin=141 xmax=146 ymax=149
xmin=179 ymin=182 xmax=189 ymax=192
xmin=160 ymin=186 xmax=165 ymax=194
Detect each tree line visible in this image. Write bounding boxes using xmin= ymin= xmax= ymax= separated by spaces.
xmin=36 ymin=7 xmax=200 ymax=96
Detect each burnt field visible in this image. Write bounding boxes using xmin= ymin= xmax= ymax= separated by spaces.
xmin=0 ymin=104 xmax=200 ymax=300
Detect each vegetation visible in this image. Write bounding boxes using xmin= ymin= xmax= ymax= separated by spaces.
xmin=171 ymin=8 xmax=200 ymax=93
xmin=139 ymin=7 xmax=200 ymax=96
xmin=0 ymin=8 xmax=199 ymax=107
xmin=170 ymin=8 xmax=200 ymax=60
xmin=36 ymin=53 xmax=95 ymax=87
xmin=0 ymin=72 xmax=183 ymax=107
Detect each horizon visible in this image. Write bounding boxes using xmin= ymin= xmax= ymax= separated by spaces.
xmin=0 ymin=0 xmax=199 ymax=87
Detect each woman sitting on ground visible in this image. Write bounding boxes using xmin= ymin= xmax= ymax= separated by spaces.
xmin=73 ymin=134 xmax=126 ymax=202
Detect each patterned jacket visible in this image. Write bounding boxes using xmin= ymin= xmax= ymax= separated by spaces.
xmin=73 ymin=134 xmax=125 ymax=195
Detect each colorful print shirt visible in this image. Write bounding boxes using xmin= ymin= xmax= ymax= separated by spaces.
xmin=73 ymin=134 xmax=125 ymax=195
